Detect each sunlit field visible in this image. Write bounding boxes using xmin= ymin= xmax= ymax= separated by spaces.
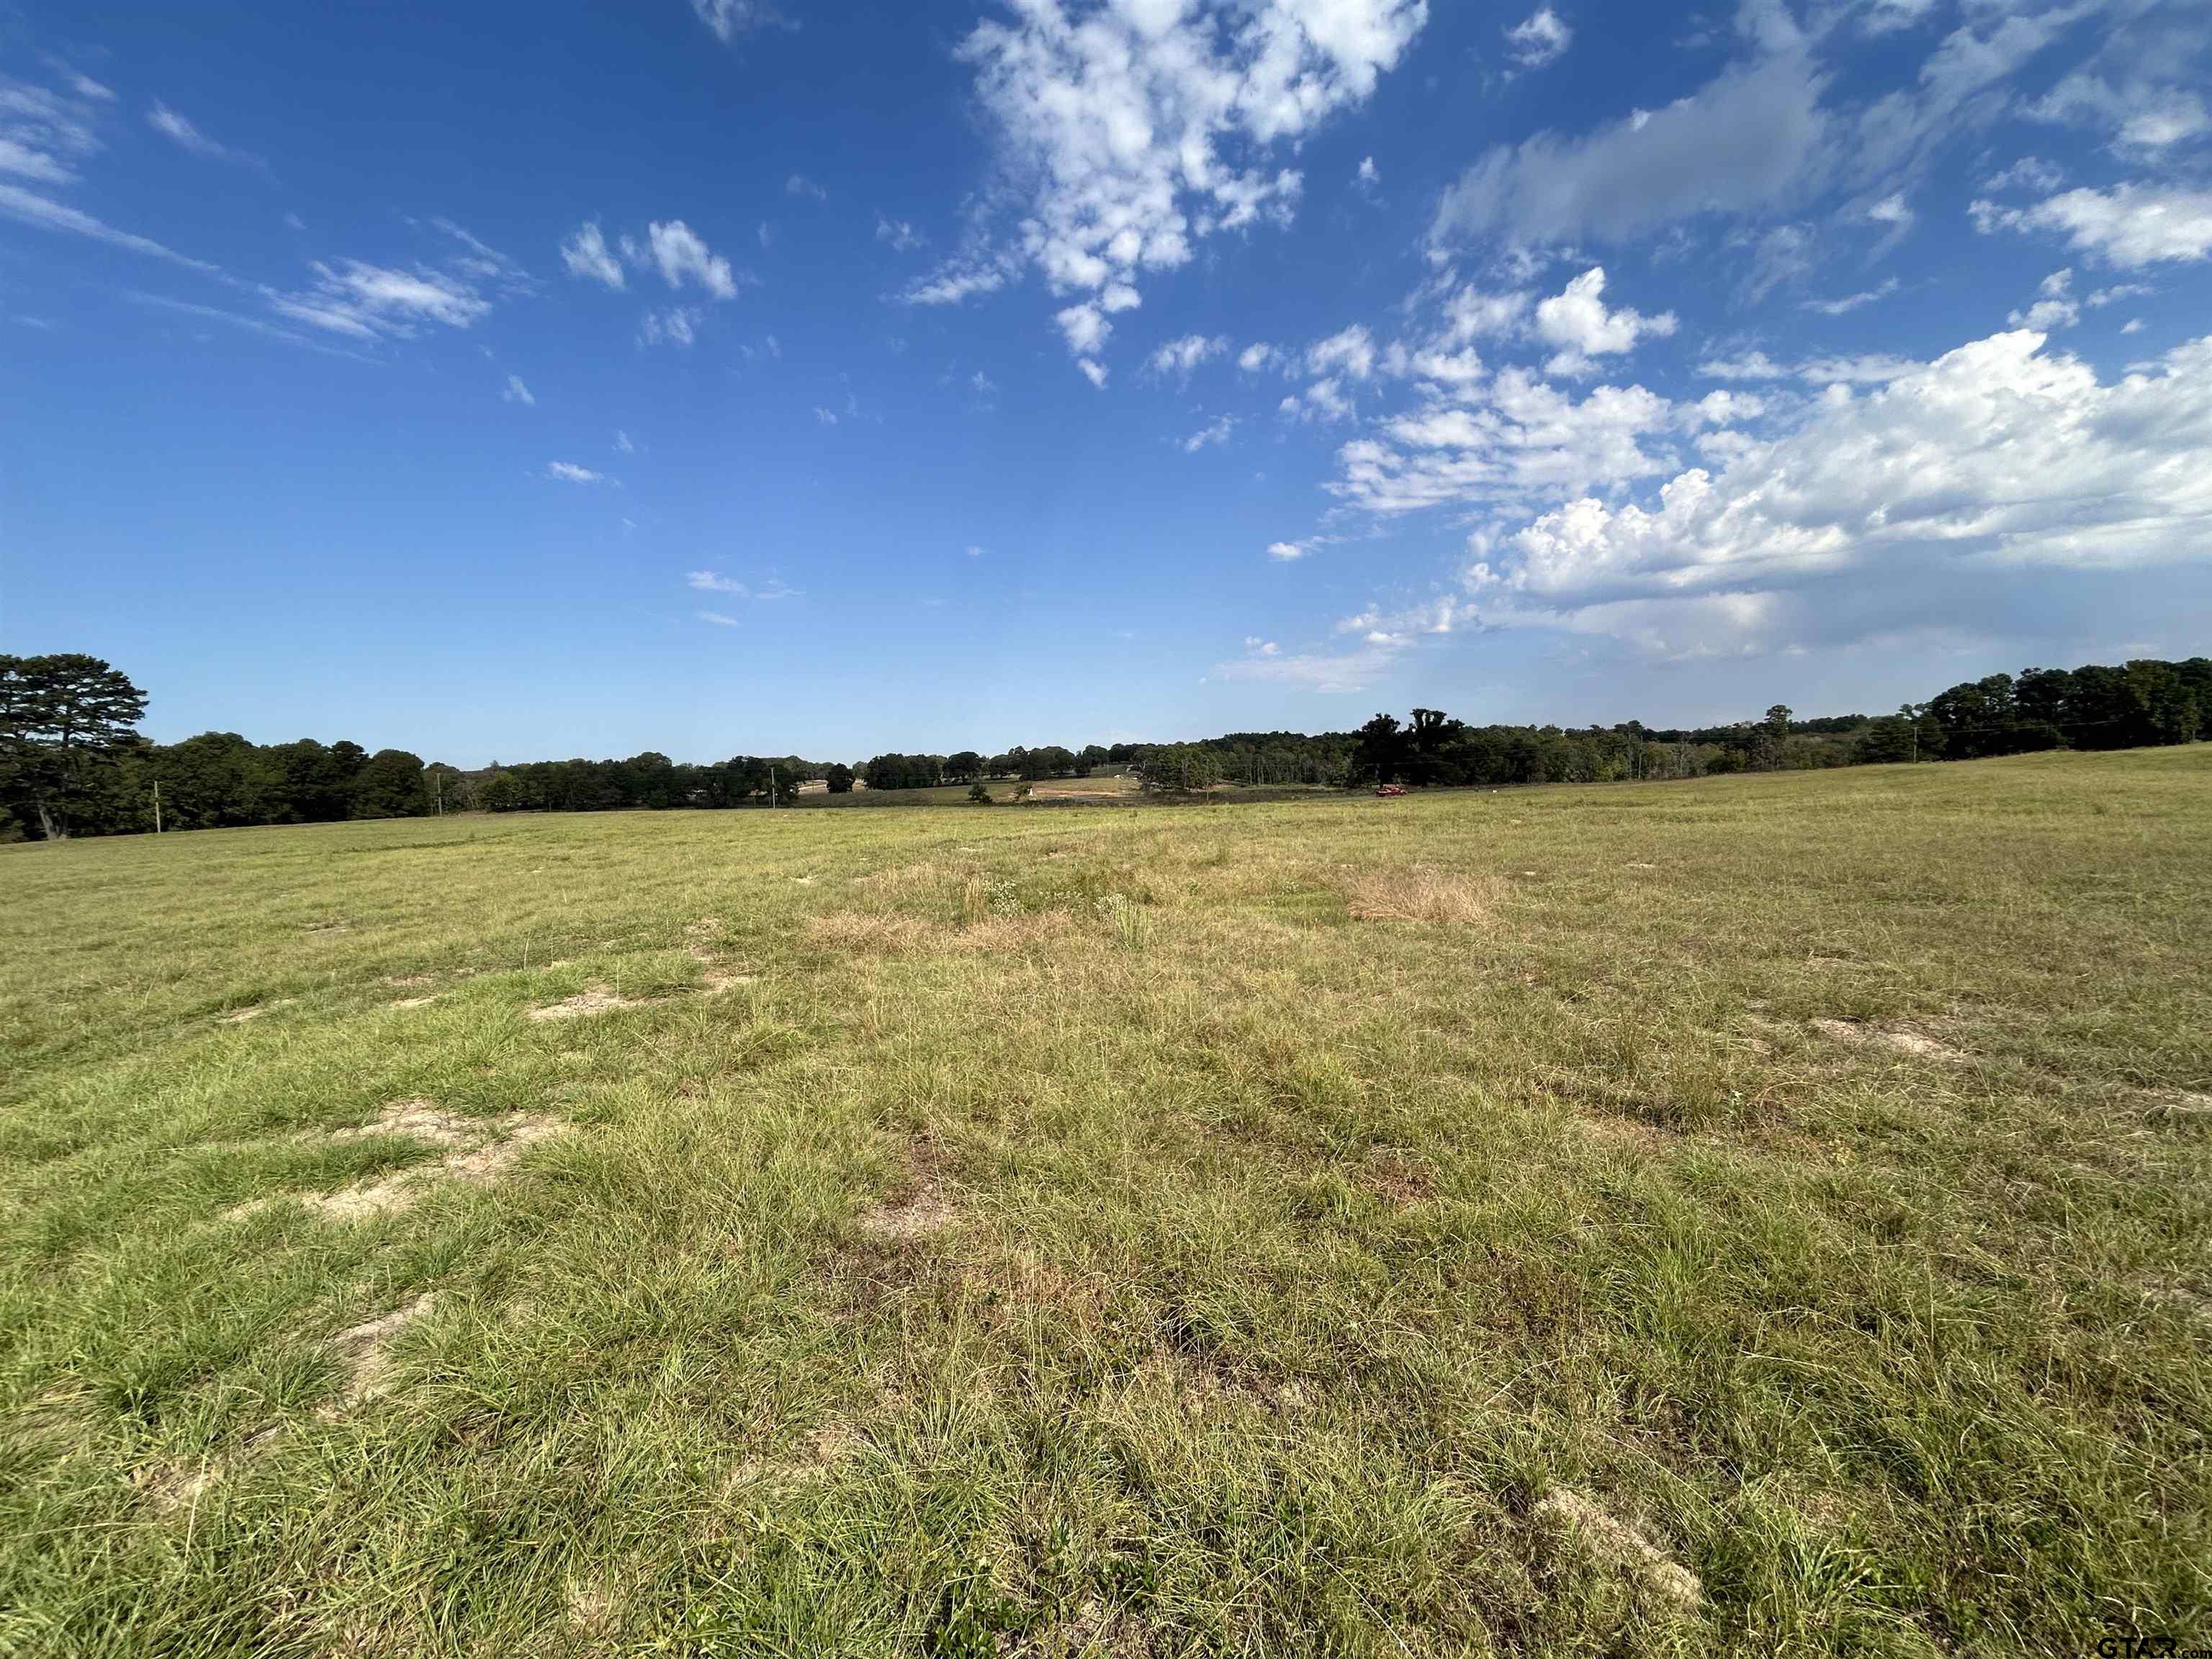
xmin=4 ymin=750 xmax=2208 ymax=1658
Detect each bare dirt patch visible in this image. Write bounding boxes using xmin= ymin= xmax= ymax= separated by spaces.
xmin=1533 ymin=1487 xmax=1701 ymax=1615
xmin=333 ymin=1098 xmax=482 ymax=1148
xmin=326 ymin=1291 xmax=439 ymax=1408
xmin=857 ymin=1181 xmax=960 ymax=1242
xmin=233 ymin=1104 xmax=570 ymax=1223
xmin=1345 ymin=866 xmax=1498 ymax=925
xmin=528 ymin=984 xmax=660 ymax=1021
xmin=131 ymin=1455 xmax=220 ymax=1516
xmin=1812 ymin=1017 xmax=1965 ymax=1062
xmin=1357 ymin=1148 xmax=1437 ymax=1206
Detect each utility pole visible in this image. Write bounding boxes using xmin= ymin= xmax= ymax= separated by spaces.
xmin=153 ymin=779 xmax=162 ymax=835
xmin=770 ymin=763 xmax=779 ymax=809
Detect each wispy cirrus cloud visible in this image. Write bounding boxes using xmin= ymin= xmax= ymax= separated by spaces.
xmin=146 ymin=101 xmax=262 ymax=168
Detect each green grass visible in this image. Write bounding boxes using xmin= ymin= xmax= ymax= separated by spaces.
xmin=3 ymin=750 xmax=2208 ymax=1656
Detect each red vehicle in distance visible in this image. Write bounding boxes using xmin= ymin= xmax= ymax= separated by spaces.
xmin=1375 ymin=783 xmax=1407 ymax=797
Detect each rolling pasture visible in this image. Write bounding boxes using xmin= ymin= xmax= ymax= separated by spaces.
xmin=3 ymin=750 xmax=2208 ymax=1656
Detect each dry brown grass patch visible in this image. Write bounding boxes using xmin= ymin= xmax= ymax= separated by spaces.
xmin=1345 ymin=864 xmax=1500 ymax=925
xmin=805 ymin=911 xmax=934 ymax=954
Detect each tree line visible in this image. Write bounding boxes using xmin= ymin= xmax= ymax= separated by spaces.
xmin=4 ymin=650 xmax=2205 ymax=840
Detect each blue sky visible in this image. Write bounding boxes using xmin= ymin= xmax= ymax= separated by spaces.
xmin=3 ymin=0 xmax=2208 ymax=764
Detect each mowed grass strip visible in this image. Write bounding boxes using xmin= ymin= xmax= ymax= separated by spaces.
xmin=1 ymin=749 xmax=2207 ymax=1656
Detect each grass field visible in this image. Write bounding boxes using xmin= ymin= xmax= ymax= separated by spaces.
xmin=4 ymin=750 xmax=2208 ymax=1657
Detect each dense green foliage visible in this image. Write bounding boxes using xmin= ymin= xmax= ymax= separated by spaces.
xmin=6 ymin=652 xmax=2206 ymax=839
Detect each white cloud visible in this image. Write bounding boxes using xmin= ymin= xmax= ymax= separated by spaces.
xmin=502 ymin=373 xmax=535 ymax=405
xmin=547 ymin=462 xmax=605 ymax=482
xmin=1505 ymin=6 xmax=1573 ymax=69
xmin=1078 ymin=359 xmax=1110 ymax=389
xmin=786 ymin=172 xmax=827 ymax=199
xmin=689 ymin=0 xmax=788 ymax=45
xmin=2028 ymin=73 xmax=2209 ymax=153
xmin=1974 ymin=184 xmax=2212 ymax=269
xmin=613 ymin=429 xmax=635 ymax=452
xmin=1183 ymin=414 xmax=1236 ymax=451
xmin=1472 ymin=330 xmax=2212 ymax=655
xmin=560 ymin=221 xmax=625 ymax=289
xmin=632 ymin=220 xmax=739 ymax=297
xmin=2008 ymin=267 xmax=2077 ymax=331
xmin=876 ymin=216 xmax=925 ymax=252
xmin=1213 ymin=636 xmax=1402 ymax=691
xmin=813 ymin=405 xmax=839 ymax=426
xmin=1057 ymin=302 xmax=1111 ymax=356
xmin=1357 ymin=155 xmax=1381 ymax=189
xmin=1328 ymin=367 xmax=1680 ymax=516
xmin=699 ymin=611 xmax=742 ymax=626
xmin=266 ymin=260 xmax=491 ymax=339
xmin=1267 ymin=539 xmax=1308 ymax=560
xmin=1150 ymin=333 xmax=1227 ymax=377
xmin=1434 ymin=34 xmax=1823 ymax=248
xmin=1983 ymin=156 xmax=2064 ymax=194
xmin=0 ymin=76 xmax=102 ymax=185
xmin=937 ymin=0 xmax=1426 ymax=366
xmin=688 ymin=570 xmax=799 ymax=598
xmin=1238 ymin=341 xmax=1282 ymax=372
xmin=1532 ymin=266 xmax=1676 ymax=375
xmin=1307 ymin=323 xmax=1378 ymax=382
xmin=0 ymin=179 xmax=218 ymax=271
xmin=640 ymin=306 xmax=700 ymax=347
xmin=1698 ymin=349 xmax=1789 ymax=381
xmin=1801 ymin=277 xmax=1898 ymax=315
xmin=1440 ymin=284 xmax=1533 ymax=342
xmin=1244 ymin=636 xmax=1280 ymax=656
xmin=145 ymin=101 xmax=253 ymax=165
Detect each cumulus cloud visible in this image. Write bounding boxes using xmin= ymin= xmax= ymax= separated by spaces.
xmin=1532 ymin=266 xmax=1676 ymax=376
xmin=930 ymin=0 xmax=1426 ymax=371
xmin=1267 ymin=539 xmax=1308 ymax=560
xmin=1505 ymin=6 xmax=1573 ymax=69
xmin=502 ymin=373 xmax=535 ymax=405
xmin=546 ymin=461 xmax=605 ymax=482
xmin=1471 ymin=331 xmax=2212 ymax=655
xmin=2008 ymin=267 xmax=2077 ymax=331
xmin=1973 ymin=183 xmax=2212 ymax=269
xmin=785 ymin=172 xmax=827 ymax=199
xmin=1150 ymin=333 xmax=1227 ymax=377
xmin=1329 ymin=368 xmax=1681 ymax=516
